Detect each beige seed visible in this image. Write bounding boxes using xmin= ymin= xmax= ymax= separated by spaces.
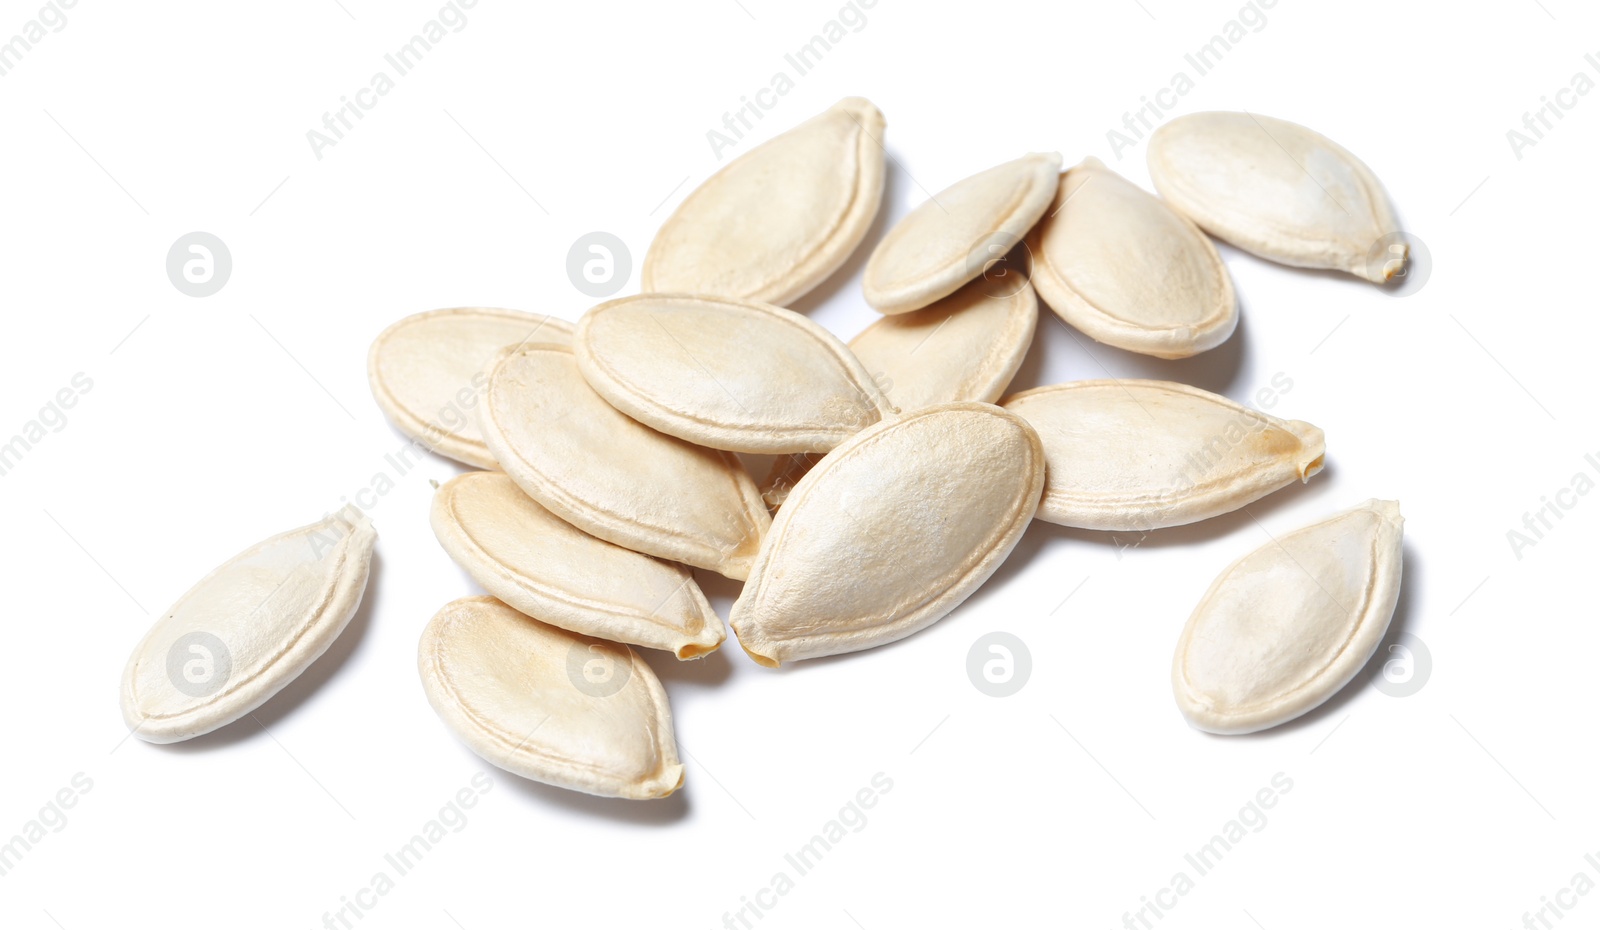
xmin=1148 ymin=112 xmax=1404 ymax=283
xmin=1173 ymin=500 xmax=1404 ymax=734
xmin=120 ymin=510 xmax=376 ymax=743
xmin=418 ymin=596 xmax=684 ymax=799
xmin=430 ymin=472 xmax=724 ymax=659
xmin=574 ymin=293 xmax=896 ymax=454
xmin=643 ymin=97 xmax=886 ymax=306
xmin=1028 ymin=157 xmax=1237 ymax=359
xmin=478 ymin=343 xmax=770 ymax=580
xmin=864 ymin=152 xmax=1062 ymax=315
xmin=732 ymin=403 xmax=1045 ymax=666
xmin=1002 ymin=380 xmax=1325 ymax=531
xmin=367 ymin=307 xmax=574 ymax=469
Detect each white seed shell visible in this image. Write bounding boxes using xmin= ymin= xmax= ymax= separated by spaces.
xmin=478 ymin=343 xmax=770 ymax=580
xmin=368 ymin=307 xmax=574 ymax=469
xmin=732 ymin=403 xmax=1045 ymax=666
xmin=758 ymin=278 xmax=1038 ymax=508
xmin=1028 ymin=158 xmax=1237 ymax=359
xmin=864 ymin=152 xmax=1061 ymax=315
xmin=1148 ymin=112 xmax=1403 ymax=283
xmin=418 ymin=596 xmax=684 ymax=799
xmin=120 ymin=510 xmax=376 ymax=743
xmin=430 ymin=472 xmax=724 ymax=658
xmin=1173 ymin=500 xmax=1405 ymax=734
xmin=643 ymin=97 xmax=886 ymax=306
xmin=575 ymin=294 xmax=896 ymax=454
xmin=850 ymin=276 xmax=1039 ymax=411
xmin=1002 ymin=380 xmax=1325 ymax=531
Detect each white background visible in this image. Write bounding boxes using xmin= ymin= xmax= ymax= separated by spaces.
xmin=1 ymin=1 xmax=1595 ymax=927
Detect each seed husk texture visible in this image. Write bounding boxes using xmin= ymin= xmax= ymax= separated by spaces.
xmin=1172 ymin=499 xmax=1404 ymax=734
xmin=478 ymin=343 xmax=771 ymax=580
xmin=368 ymin=307 xmax=574 ymax=469
xmin=644 ymin=97 xmax=886 ymax=306
xmin=1002 ymin=380 xmax=1325 ymax=531
xmin=575 ymin=293 xmax=896 ymax=454
xmin=120 ymin=510 xmax=377 ymax=744
xmin=430 ymin=472 xmax=724 ymax=659
xmin=731 ymin=403 xmax=1045 ymax=666
xmin=1028 ymin=157 xmax=1237 ymax=359
xmin=864 ymin=152 xmax=1062 ymax=315
xmin=1148 ymin=112 xmax=1403 ymax=283
xmin=418 ymin=596 xmax=685 ymax=799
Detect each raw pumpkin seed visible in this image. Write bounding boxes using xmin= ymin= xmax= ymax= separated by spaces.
xmin=643 ymin=97 xmax=886 ymax=306
xmin=574 ymin=293 xmax=896 ymax=454
xmin=863 ymin=152 xmax=1061 ymax=315
xmin=418 ymin=596 xmax=684 ymax=799
xmin=731 ymin=403 xmax=1045 ymax=666
xmin=1002 ymin=380 xmax=1325 ymax=531
xmin=430 ymin=472 xmax=724 ymax=658
xmin=478 ymin=343 xmax=770 ymax=580
xmin=367 ymin=307 xmax=574 ymax=469
xmin=759 ymin=277 xmax=1038 ymax=507
xmin=1173 ymin=499 xmax=1404 ymax=734
xmin=1148 ymin=112 xmax=1404 ymax=283
xmin=1028 ymin=157 xmax=1237 ymax=359
xmin=120 ymin=510 xmax=376 ymax=743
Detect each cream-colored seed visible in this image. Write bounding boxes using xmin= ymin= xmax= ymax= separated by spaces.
xmin=430 ymin=472 xmax=724 ymax=659
xmin=418 ymin=597 xmax=684 ymax=799
xmin=367 ymin=307 xmax=573 ymax=469
xmin=643 ymin=97 xmax=886 ymax=306
xmin=864 ymin=152 xmax=1062 ymax=315
xmin=1028 ymin=157 xmax=1237 ymax=359
xmin=1002 ymin=380 xmax=1325 ymax=531
xmin=478 ymin=343 xmax=770 ymax=580
xmin=1148 ymin=112 xmax=1404 ymax=283
xmin=1173 ymin=500 xmax=1404 ymax=734
xmin=574 ymin=294 xmax=896 ymax=454
xmin=732 ymin=403 xmax=1045 ymax=666
xmin=120 ymin=510 xmax=376 ymax=744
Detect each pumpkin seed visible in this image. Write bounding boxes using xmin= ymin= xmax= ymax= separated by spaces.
xmin=1148 ymin=112 xmax=1403 ymax=283
xmin=418 ymin=596 xmax=684 ymax=799
xmin=120 ymin=510 xmax=376 ymax=743
xmin=758 ymin=277 xmax=1038 ymax=508
xmin=643 ymin=97 xmax=886 ymax=306
xmin=367 ymin=307 xmax=573 ymax=469
xmin=1028 ymin=157 xmax=1237 ymax=359
xmin=1002 ymin=380 xmax=1324 ymax=531
xmin=574 ymin=293 xmax=896 ymax=454
xmin=863 ymin=152 xmax=1061 ymax=315
xmin=731 ymin=403 xmax=1045 ymax=666
xmin=431 ymin=472 xmax=724 ymax=658
xmin=1173 ymin=499 xmax=1404 ymax=734
xmin=478 ymin=343 xmax=770 ymax=580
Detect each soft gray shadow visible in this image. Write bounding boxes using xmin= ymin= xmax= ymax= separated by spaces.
xmin=1200 ymin=540 xmax=1420 ymax=740
xmin=786 ymin=150 xmax=904 ymax=316
xmin=642 ymin=643 xmax=735 ymax=689
xmin=157 ymin=550 xmax=385 ymax=751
